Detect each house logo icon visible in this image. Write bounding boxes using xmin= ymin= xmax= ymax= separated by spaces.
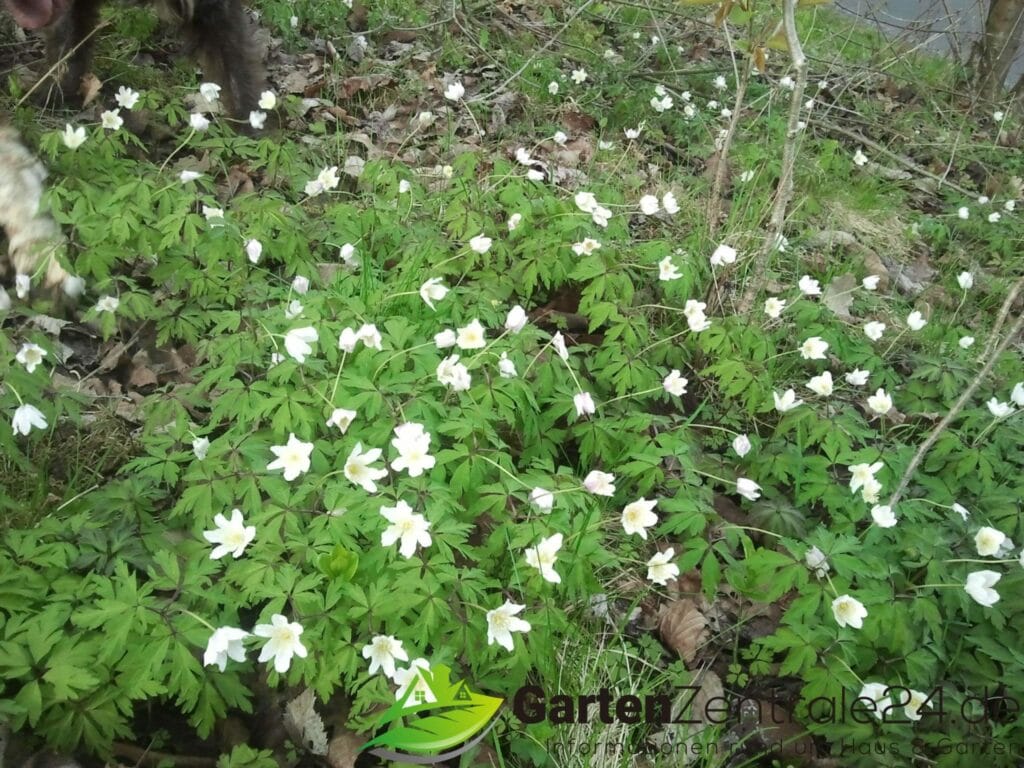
xmin=361 ymin=664 xmax=503 ymax=764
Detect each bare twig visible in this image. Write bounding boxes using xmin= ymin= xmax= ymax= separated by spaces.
xmin=738 ymin=0 xmax=806 ymax=313
xmin=707 ymin=27 xmax=751 ymax=238
xmin=887 ymin=277 xmax=1024 ymax=508
xmin=814 ymin=118 xmax=977 ymax=197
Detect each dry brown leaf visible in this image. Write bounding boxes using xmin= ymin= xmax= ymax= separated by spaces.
xmin=658 ymin=599 xmax=708 ymax=665
xmin=284 ymin=689 xmax=328 ymax=756
xmin=79 ymin=73 xmax=102 ymax=105
xmin=822 ymin=273 xmax=857 ymax=320
xmin=326 ymin=730 xmax=363 ymax=768
xmin=340 ymin=74 xmax=394 ymax=98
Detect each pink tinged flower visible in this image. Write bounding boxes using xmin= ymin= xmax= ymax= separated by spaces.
xmin=732 ymin=434 xmax=752 ymax=457
xmin=646 ymin=548 xmax=679 ymax=585
xmin=456 ymin=319 xmax=487 ymax=349
xmin=574 ymin=392 xmax=596 ymax=417
xmin=361 ymin=634 xmax=409 ymax=679
xmin=12 ymin=404 xmax=48 ymax=436
xmin=773 ymin=389 xmax=803 ymax=413
xmin=799 ymin=336 xmax=829 ymax=360
xmin=16 ymin=343 xmax=46 ymax=373
xmin=831 ymin=595 xmax=867 ymax=629
xmin=870 ymin=505 xmax=897 ymax=528
xmin=709 ymin=244 xmax=737 ymax=267
xmin=530 ymin=487 xmax=554 ymax=511
xmin=253 ymin=614 xmax=307 ymax=674
xmin=390 ymin=422 xmax=435 ymax=477
xmin=621 ymin=498 xmax=658 ymax=538
xmin=486 ymin=601 xmax=531 ymax=652
xmin=736 ymin=478 xmax=761 ymax=501
xmin=663 ymin=370 xmax=687 ymax=396
xmin=267 ymin=433 xmax=314 ymax=481
xmin=964 ymin=570 xmax=1000 ymax=607
xmin=380 ymin=500 xmax=432 ymax=558
xmin=583 ymin=470 xmax=616 ymax=496
xmin=505 ymin=305 xmax=528 ymax=333
xmin=345 ymin=443 xmax=388 ymax=492
xmin=203 ymin=508 xmax=256 ymax=559
xmin=284 ymin=326 xmax=318 ymax=363
xmin=525 ymin=533 xmax=563 ymax=583
xmin=203 ymin=627 xmax=249 ymax=671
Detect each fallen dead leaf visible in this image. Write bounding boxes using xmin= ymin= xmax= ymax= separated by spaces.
xmin=659 ymin=598 xmax=709 ymax=665
xmin=326 ymin=729 xmax=363 ymax=768
xmin=340 ymin=74 xmax=394 ymax=98
xmin=822 ymin=273 xmax=857 ymax=320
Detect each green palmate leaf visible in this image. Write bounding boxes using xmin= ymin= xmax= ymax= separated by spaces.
xmin=362 ymin=665 xmax=503 ymax=755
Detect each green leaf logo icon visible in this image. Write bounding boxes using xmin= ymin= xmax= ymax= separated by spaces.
xmin=362 ymin=664 xmax=503 ymax=763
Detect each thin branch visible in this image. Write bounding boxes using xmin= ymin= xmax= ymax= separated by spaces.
xmin=888 ymin=277 xmax=1024 ymax=508
xmin=738 ymin=0 xmax=806 ymax=313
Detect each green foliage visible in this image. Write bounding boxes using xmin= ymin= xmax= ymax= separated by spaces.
xmin=2 ymin=0 xmax=1023 ymax=766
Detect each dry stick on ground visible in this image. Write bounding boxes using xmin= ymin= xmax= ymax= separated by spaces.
xmin=738 ymin=0 xmax=806 ymax=314
xmin=814 ymin=119 xmax=977 ymax=197
xmin=887 ymin=277 xmax=1024 ymax=509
